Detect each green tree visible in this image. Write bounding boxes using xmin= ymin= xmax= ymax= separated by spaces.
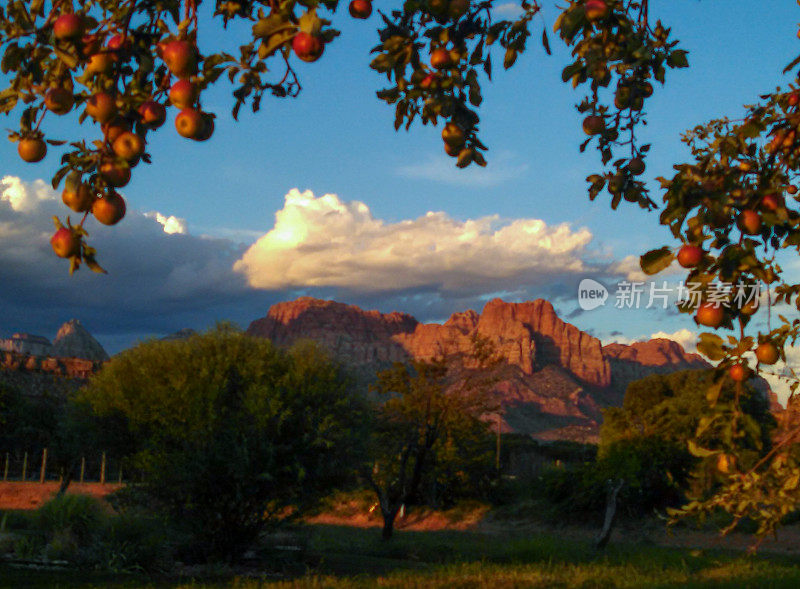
xmin=365 ymin=343 xmax=497 ymax=539
xmin=80 ymin=326 xmax=366 ymax=561
xmin=601 ymin=370 xmax=774 ymax=501
xmin=0 ymin=383 xmax=108 ymax=492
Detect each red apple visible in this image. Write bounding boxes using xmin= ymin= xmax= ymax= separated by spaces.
xmin=442 ymin=122 xmax=466 ymax=148
xmin=761 ymin=193 xmax=783 ymax=212
xmin=349 ymin=0 xmax=372 ymax=19
xmin=62 ymin=182 xmax=95 ymax=213
xmin=50 ymin=228 xmax=81 ymax=258
xmin=112 ymin=132 xmax=145 ymax=161
xmin=99 ymin=159 xmax=131 ymax=188
xmin=292 ymin=32 xmax=324 ymax=62
xmin=420 ymin=73 xmax=439 ymax=90
xmin=138 ymin=101 xmax=166 ymax=128
xmin=53 ymin=13 xmax=84 ymax=40
xmin=696 ymin=302 xmax=725 ymax=328
xmin=102 ymin=117 xmax=131 ymax=144
xmin=444 ymin=142 xmax=462 ymax=158
xmin=584 ymin=0 xmax=609 ymax=21
xmin=92 ymin=191 xmax=126 ymax=225
xmin=737 ymin=210 xmax=762 ymax=235
xmin=677 ymin=244 xmax=703 ymax=268
xmin=44 ymin=87 xmax=74 ymax=115
xmin=728 ymin=363 xmax=750 ymax=382
xmin=162 ymin=40 xmax=197 ymax=78
xmin=192 ymin=113 xmax=215 ymax=142
xmin=627 ymin=157 xmax=645 ymax=175
xmin=582 ymin=115 xmax=605 ymax=135
xmin=85 ymin=92 xmax=117 ymax=124
xmin=18 ymin=137 xmax=47 ymax=163
xmin=175 ymin=108 xmax=204 ymax=139
xmin=169 ymin=80 xmax=198 ymax=109
xmin=430 ymin=48 xmax=452 ymax=70
xmin=107 ymin=34 xmax=131 ymax=54
xmin=755 ymin=342 xmax=780 ymax=365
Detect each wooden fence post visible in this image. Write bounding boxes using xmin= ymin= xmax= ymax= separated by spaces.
xmin=100 ymin=452 xmax=106 ymax=485
xmin=40 ymin=448 xmax=47 ymax=483
xmin=79 ymin=457 xmax=85 ymax=483
xmin=21 ymin=452 xmax=27 ymax=482
xmin=3 ymin=453 xmax=8 ymax=482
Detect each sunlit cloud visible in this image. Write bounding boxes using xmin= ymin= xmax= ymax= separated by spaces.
xmin=234 ymin=188 xmax=595 ymax=293
xmin=144 ymin=211 xmax=188 ymax=235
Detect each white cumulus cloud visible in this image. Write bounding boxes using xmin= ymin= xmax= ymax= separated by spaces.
xmin=0 ymin=176 xmax=54 ymax=213
xmin=234 ymin=188 xmax=594 ymax=293
xmin=144 ymin=211 xmax=188 ymax=234
xmin=650 ymin=328 xmax=699 ymax=354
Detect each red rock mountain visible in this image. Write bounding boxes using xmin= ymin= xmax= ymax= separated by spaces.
xmin=0 ymin=319 xmax=108 ymax=395
xmin=247 ymin=297 xmax=715 ymax=442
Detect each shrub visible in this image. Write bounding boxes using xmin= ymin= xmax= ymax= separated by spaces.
xmin=36 ymin=493 xmax=107 ymax=546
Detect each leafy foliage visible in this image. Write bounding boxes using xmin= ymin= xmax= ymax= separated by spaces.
xmin=80 ymin=325 xmax=367 ymax=561
xmin=365 ymin=337 xmax=499 ymax=538
xmin=0 ymin=0 xmax=691 ymax=271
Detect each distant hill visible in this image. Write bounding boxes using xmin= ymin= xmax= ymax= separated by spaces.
xmin=0 ymin=319 xmax=108 ymax=395
xmin=247 ymin=297 xmax=763 ymax=443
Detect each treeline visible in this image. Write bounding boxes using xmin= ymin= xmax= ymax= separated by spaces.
xmin=0 ymin=325 xmax=779 ymax=568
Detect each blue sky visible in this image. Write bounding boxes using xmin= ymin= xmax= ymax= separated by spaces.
xmin=1 ymin=1 xmax=799 ymax=399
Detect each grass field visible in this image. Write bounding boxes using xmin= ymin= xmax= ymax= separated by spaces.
xmin=3 ymin=524 xmax=800 ymax=588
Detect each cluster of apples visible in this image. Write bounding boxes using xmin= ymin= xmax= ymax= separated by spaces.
xmin=766 ymin=92 xmax=800 ymax=156
xmin=441 ymin=122 xmax=467 ymax=158
xmin=14 ymin=11 xmax=218 ymax=264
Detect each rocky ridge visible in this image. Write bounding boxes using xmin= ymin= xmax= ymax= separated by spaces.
xmin=247 ymin=297 xmax=743 ymax=442
xmin=0 ymin=320 xmax=109 ymax=394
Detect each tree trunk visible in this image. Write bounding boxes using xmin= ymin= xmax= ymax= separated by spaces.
xmin=595 ymin=478 xmax=624 ymax=550
xmin=381 ymin=506 xmax=398 ymax=540
xmin=56 ymin=463 xmax=75 ymax=497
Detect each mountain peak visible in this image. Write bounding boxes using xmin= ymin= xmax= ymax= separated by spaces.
xmin=52 ymin=319 xmax=109 ymax=362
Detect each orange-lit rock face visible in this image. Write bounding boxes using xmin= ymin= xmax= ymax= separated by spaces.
xmin=246 ymin=297 xmax=723 ymax=442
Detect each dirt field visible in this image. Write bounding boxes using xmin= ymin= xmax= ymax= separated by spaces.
xmin=0 ymin=481 xmax=122 ymax=510
xmin=307 ymin=500 xmax=800 ymax=555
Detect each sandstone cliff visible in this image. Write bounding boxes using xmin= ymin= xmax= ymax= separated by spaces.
xmin=247 ymin=297 xmax=712 ymax=442
xmin=0 ymin=320 xmax=108 ymax=395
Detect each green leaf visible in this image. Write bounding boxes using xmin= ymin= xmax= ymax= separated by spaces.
xmin=54 ymin=46 xmax=79 ymax=70
xmin=541 ymin=29 xmax=551 ymax=56
xmin=697 ymin=333 xmax=726 ymax=361
xmin=503 ymin=48 xmax=517 ymax=70
xmin=687 ymin=439 xmax=717 ymax=458
xmin=667 ymin=49 xmax=689 ymax=69
xmin=640 ymin=246 xmax=674 ymax=275
xmin=783 ymin=53 xmax=800 ymax=74
xmin=468 ymin=84 xmax=482 ymax=107
xmin=705 ymin=380 xmax=724 ymax=407
xmin=561 ymin=61 xmax=582 ymax=83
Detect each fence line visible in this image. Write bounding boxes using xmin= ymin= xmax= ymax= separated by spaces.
xmin=1 ymin=449 xmax=125 ymax=484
